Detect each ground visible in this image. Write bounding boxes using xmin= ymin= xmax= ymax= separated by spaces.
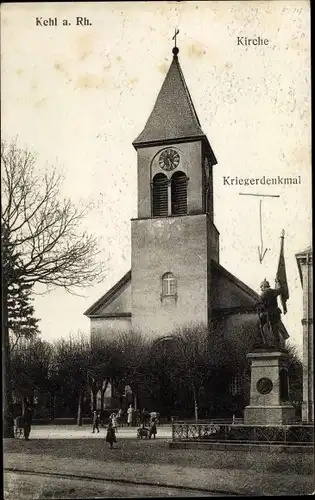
xmin=4 ymin=472 xmax=216 ymax=499
xmin=4 ymin=425 xmax=314 ymax=498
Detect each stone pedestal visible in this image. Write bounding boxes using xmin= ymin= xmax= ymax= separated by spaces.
xmin=244 ymin=349 xmax=295 ymax=425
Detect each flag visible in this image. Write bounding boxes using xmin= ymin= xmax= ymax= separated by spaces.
xmin=276 ymin=231 xmax=289 ymax=314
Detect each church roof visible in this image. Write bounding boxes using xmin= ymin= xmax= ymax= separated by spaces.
xmin=133 ymin=48 xmax=217 ymax=163
xmin=83 ymin=270 xmax=131 ymax=317
xmin=211 ymin=260 xmax=261 ymax=306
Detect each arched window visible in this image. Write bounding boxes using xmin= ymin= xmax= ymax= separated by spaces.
xmin=152 ymin=173 xmax=168 ymax=216
xmin=171 ymin=171 xmax=187 ymax=215
xmin=162 ymin=272 xmax=176 ymax=296
xmin=152 ymin=336 xmax=177 ymax=359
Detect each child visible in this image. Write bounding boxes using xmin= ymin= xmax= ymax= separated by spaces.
xmin=110 ymin=412 xmax=118 ymax=432
xmin=106 ymin=422 xmax=117 ymax=449
xmin=149 ymin=417 xmax=157 ymax=439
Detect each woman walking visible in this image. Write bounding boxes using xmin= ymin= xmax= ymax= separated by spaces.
xmin=105 ymin=422 xmax=117 ymax=450
xmin=127 ymin=404 xmax=134 ymax=427
xmin=149 ymin=417 xmax=157 ymax=439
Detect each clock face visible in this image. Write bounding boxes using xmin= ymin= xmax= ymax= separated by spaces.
xmin=256 ymin=377 xmax=273 ymax=395
xmin=159 ymin=149 xmax=180 ymax=171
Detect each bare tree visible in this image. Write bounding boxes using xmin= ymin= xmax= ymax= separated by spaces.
xmin=51 ymin=333 xmax=91 ymax=426
xmin=116 ymin=331 xmax=152 ymax=408
xmin=88 ymin=335 xmax=124 ymax=413
xmin=1 ymin=139 xmax=106 ymax=437
xmin=50 ymin=333 xmax=125 ymax=425
xmin=170 ymin=323 xmax=240 ymax=421
xmin=86 ymin=331 xmax=154 ymax=417
xmin=1 ymin=139 xmax=104 ymax=290
xmin=172 ymin=324 xmax=211 ymax=421
xmin=11 ymin=338 xmax=53 ymax=410
xmin=286 ymin=342 xmax=303 ymax=408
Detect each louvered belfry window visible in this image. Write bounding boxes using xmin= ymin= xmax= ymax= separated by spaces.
xmin=171 ymin=171 xmax=187 ymax=215
xmin=153 ymin=173 xmax=168 ymax=216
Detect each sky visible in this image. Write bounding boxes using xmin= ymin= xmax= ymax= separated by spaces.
xmin=1 ymin=1 xmax=311 ymax=353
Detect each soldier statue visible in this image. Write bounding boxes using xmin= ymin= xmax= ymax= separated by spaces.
xmin=258 ymin=278 xmax=286 ymax=349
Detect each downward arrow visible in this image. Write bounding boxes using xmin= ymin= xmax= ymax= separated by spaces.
xmin=239 ymin=193 xmax=279 ymax=264
xmin=258 ymin=244 xmax=268 ymax=264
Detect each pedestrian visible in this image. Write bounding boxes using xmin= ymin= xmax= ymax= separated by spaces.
xmin=92 ymin=410 xmax=100 ymax=433
xmin=149 ymin=417 xmax=157 ymax=439
xmin=105 ymin=422 xmax=117 ymax=450
xmin=23 ymin=400 xmax=33 ymax=441
xmin=100 ymin=409 xmax=105 ymax=427
xmin=141 ymin=408 xmax=150 ymax=427
xmin=127 ymin=404 xmax=134 ymax=427
xmin=110 ymin=412 xmax=118 ymax=431
xmin=117 ymin=408 xmax=123 ymax=426
xmin=150 ymin=410 xmax=157 ymax=424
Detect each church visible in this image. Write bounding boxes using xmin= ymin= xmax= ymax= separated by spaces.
xmin=84 ymin=44 xmax=289 ymax=413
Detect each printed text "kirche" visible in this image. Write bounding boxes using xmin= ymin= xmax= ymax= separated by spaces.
xmin=237 ymin=37 xmax=269 ymax=46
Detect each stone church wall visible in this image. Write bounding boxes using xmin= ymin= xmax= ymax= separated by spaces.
xmin=90 ymin=317 xmax=131 ymax=343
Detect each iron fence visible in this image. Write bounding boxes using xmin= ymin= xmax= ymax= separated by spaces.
xmin=172 ymin=421 xmax=314 ymax=444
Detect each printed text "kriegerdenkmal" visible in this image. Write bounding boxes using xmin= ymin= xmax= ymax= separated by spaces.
xmin=223 ymin=175 xmax=301 ymax=186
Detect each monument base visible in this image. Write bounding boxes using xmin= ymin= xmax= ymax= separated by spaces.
xmin=244 ymin=349 xmax=296 ymax=425
xmin=244 ymin=404 xmax=296 ymax=425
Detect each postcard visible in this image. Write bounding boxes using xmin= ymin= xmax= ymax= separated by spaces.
xmin=2 ymin=1 xmax=312 ymax=497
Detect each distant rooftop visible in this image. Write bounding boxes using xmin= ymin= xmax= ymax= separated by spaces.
xmin=296 ymin=245 xmax=312 ymax=255
xmin=295 ymin=245 xmax=312 ymax=286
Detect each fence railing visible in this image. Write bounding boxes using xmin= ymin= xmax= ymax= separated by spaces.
xmin=171 ymin=418 xmax=244 ymax=424
xmin=172 ymin=421 xmax=314 ymax=444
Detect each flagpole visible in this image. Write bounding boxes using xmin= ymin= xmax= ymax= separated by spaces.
xmin=276 ymin=230 xmax=284 ymax=284
xmin=276 ymin=229 xmax=289 ymax=314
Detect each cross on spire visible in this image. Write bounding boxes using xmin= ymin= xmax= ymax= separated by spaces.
xmin=172 ymin=28 xmax=179 ymax=48
xmin=172 ymin=28 xmax=180 ymax=57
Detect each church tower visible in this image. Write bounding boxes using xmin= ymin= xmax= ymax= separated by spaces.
xmin=131 ymin=45 xmax=219 ymax=336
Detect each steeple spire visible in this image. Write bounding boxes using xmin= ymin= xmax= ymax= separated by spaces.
xmin=133 ymin=35 xmax=217 ymax=164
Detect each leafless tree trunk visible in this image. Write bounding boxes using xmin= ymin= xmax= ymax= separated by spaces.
xmin=2 ymin=282 xmax=14 ymax=438
xmin=50 ymin=394 xmax=55 ymax=421
xmin=77 ymin=389 xmax=84 ymax=426
xmin=100 ymin=380 xmax=109 ymax=411
xmin=92 ymin=388 xmax=97 ymax=411
xmin=192 ymin=383 xmax=199 ymax=422
xmin=21 ymin=397 xmax=26 ymax=415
